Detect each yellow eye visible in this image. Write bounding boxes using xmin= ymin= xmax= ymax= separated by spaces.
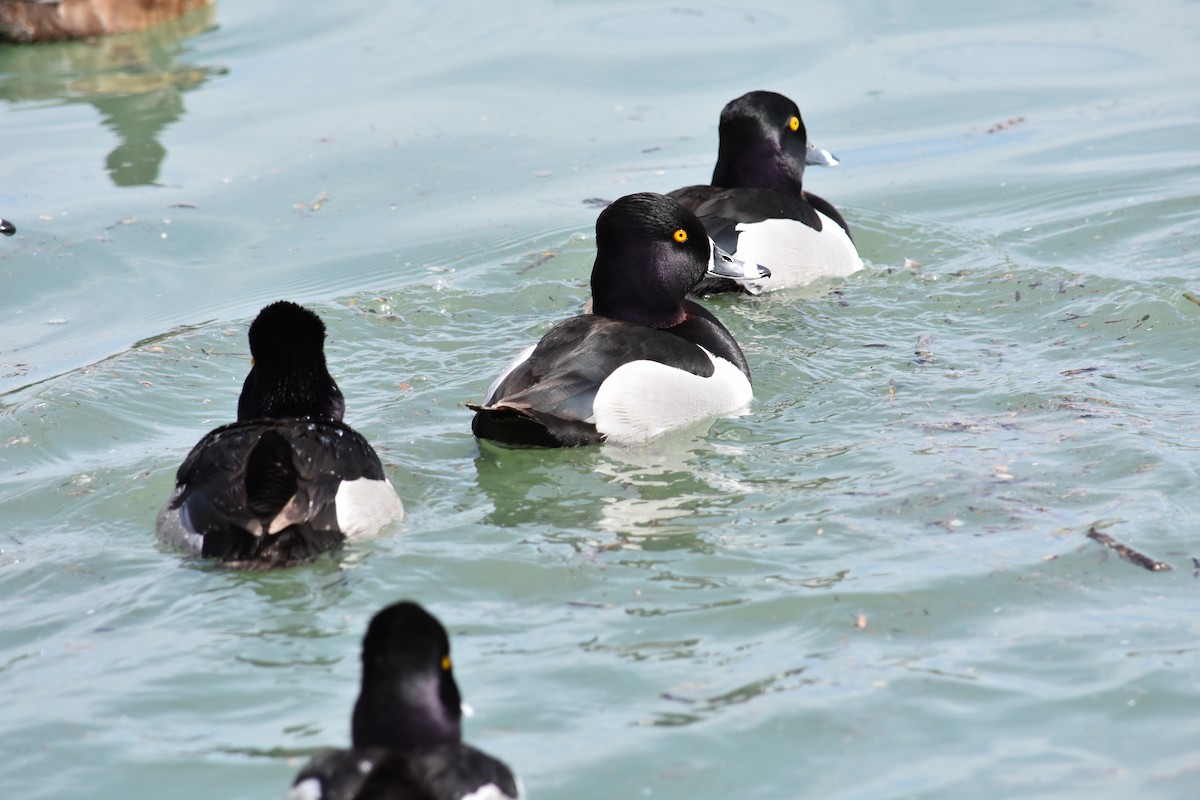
xmin=673 ymin=229 xmax=688 ymax=243
xmin=788 ymin=116 xmax=800 ymax=132
xmin=441 ymin=656 xmax=452 ymax=671
xmin=251 ymin=358 xmax=256 ymax=367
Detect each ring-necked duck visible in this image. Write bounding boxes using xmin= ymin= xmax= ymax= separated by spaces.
xmin=668 ymin=90 xmax=862 ymax=293
xmin=287 ymin=601 xmax=521 ymax=800
xmin=155 ymin=301 xmax=403 ymax=569
xmin=470 ymin=192 xmax=767 ymax=447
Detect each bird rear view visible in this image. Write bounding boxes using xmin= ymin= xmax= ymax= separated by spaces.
xmin=287 ymin=601 xmax=521 ymax=800
xmin=155 ymin=301 xmax=403 ymax=569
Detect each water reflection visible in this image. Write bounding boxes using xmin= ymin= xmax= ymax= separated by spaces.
xmin=472 ymin=436 xmax=754 ymax=549
xmin=0 ymin=5 xmax=223 ymax=186
xmin=651 ymin=666 xmax=812 ymax=727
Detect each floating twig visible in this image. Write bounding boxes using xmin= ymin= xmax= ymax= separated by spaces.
xmin=1117 ymin=313 xmax=1150 ymax=340
xmin=518 ymin=250 xmax=557 ymax=275
xmin=660 ymin=692 xmax=697 ymax=705
xmin=986 ymin=116 xmax=1026 ymax=134
xmin=1086 ymin=527 xmax=1171 ymax=572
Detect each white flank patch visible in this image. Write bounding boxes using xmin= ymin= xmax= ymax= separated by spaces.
xmin=592 ymin=348 xmax=752 ymax=445
xmin=463 ymin=782 xmax=520 ymax=800
xmin=733 ymin=212 xmax=863 ymax=290
xmin=284 ymin=777 xmax=322 ymax=800
xmin=483 ymin=344 xmax=536 ymax=404
xmin=335 ymin=477 xmax=405 ymax=537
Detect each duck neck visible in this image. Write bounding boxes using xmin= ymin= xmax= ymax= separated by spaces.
xmin=351 ymin=669 xmax=462 ymax=752
xmin=591 ymin=244 xmax=690 ymax=329
xmin=712 ymin=137 xmax=804 ymax=195
xmin=237 ymin=363 xmax=345 ymax=421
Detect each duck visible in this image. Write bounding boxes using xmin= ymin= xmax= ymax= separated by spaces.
xmin=287 ymin=601 xmax=522 ymax=800
xmin=1 ymin=219 xmax=14 ymax=236
xmin=155 ymin=301 xmax=404 ymax=569
xmin=0 ymin=0 xmax=212 ymax=43
xmin=469 ymin=192 xmax=768 ymax=448
xmin=667 ymin=90 xmax=863 ymax=293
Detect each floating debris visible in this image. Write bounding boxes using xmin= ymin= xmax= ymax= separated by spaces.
xmin=1117 ymin=314 xmax=1150 ymax=340
xmin=1086 ymin=527 xmax=1171 ymax=572
xmin=518 ymin=250 xmax=558 ymax=275
xmin=917 ymin=421 xmax=983 ymax=434
xmin=986 ymin=116 xmax=1026 ymax=134
xmin=660 ymin=692 xmax=697 ymax=705
xmin=914 ymin=333 xmax=934 ymax=364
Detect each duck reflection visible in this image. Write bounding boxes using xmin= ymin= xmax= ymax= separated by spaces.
xmin=0 ymin=4 xmax=223 ymax=186
xmin=0 ymin=0 xmax=213 ymax=42
xmin=473 ymin=435 xmax=752 ymax=549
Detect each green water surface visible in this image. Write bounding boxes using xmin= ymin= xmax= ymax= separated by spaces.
xmin=1 ymin=1 xmax=1198 ymax=798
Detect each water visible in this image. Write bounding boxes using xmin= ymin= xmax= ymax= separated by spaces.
xmin=2 ymin=0 xmax=1199 ymax=797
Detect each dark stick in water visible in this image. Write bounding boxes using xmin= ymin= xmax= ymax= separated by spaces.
xmin=1086 ymin=527 xmax=1171 ymax=572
